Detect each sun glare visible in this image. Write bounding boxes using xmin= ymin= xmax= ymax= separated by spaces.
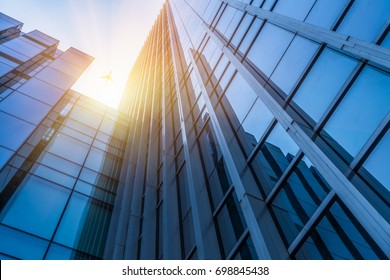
xmin=72 ymin=61 xmax=129 ymax=109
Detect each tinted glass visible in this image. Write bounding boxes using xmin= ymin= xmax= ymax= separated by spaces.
xmin=240 ymin=98 xmax=274 ymax=143
xmin=294 ymin=201 xmax=385 ymax=259
xmin=0 ymin=225 xmax=48 ymax=260
xmin=305 ymin=0 xmax=349 ymax=29
xmin=337 ymin=0 xmax=390 ymax=42
xmin=247 ymin=23 xmax=294 ymax=76
xmin=274 ymin=0 xmax=315 ymax=20
xmin=251 ymin=123 xmax=299 ymax=194
xmin=271 ymin=157 xmax=330 ymax=245
xmin=223 ymin=72 xmax=257 ymax=124
xmin=323 ymin=67 xmax=390 ymax=157
xmin=0 ymin=111 xmax=35 ymax=150
xmin=54 ymin=193 xmax=112 ymax=258
xmin=293 ymin=49 xmax=357 ymax=122
xmin=362 ymin=130 xmax=390 ymax=194
xmin=0 ymin=175 xmax=70 ymax=239
xmin=270 ymin=36 xmax=318 ymax=94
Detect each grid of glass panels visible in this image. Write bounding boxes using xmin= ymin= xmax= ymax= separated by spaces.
xmin=174 ymin=0 xmax=389 ymax=259
xmin=0 ymin=91 xmax=129 ymax=260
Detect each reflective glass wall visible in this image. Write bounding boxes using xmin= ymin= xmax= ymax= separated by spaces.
xmin=110 ymin=0 xmax=390 ymax=259
xmin=0 ymin=91 xmax=129 ymax=259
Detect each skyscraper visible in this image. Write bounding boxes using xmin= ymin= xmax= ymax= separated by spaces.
xmin=107 ymin=0 xmax=390 ymax=260
xmin=1 ymin=0 xmax=390 ymax=260
xmin=0 ymin=12 xmax=130 ymax=260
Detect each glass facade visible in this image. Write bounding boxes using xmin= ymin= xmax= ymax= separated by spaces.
xmin=0 ymin=16 xmax=129 ymax=260
xmin=107 ymin=0 xmax=389 ymax=260
xmin=1 ymin=0 xmax=390 ymax=260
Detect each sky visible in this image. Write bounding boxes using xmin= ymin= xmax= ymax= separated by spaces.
xmin=0 ymin=0 xmax=165 ymax=108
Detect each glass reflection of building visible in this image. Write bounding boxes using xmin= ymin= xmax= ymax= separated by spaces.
xmin=1 ymin=0 xmax=390 ymax=260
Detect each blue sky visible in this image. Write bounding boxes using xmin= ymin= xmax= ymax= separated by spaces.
xmin=0 ymin=0 xmax=166 ymax=108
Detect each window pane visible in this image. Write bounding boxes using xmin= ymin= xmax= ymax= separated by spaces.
xmin=68 ymin=105 xmax=102 ymax=130
xmin=247 ymin=23 xmax=294 ymax=76
xmin=293 ymin=49 xmax=357 ymax=122
xmin=232 ymin=236 xmax=258 ymax=260
xmin=271 ymin=156 xmax=330 ymax=245
xmin=45 ymin=243 xmax=97 ymax=260
xmin=240 ymin=98 xmax=274 ymax=143
xmin=361 ymin=130 xmax=390 ymax=195
xmin=31 ymin=163 xmax=76 ymax=189
xmin=46 ymin=133 xmax=90 ymax=165
xmin=305 ymin=0 xmax=349 ymax=29
xmin=216 ymin=192 xmax=246 ymax=256
xmin=223 ymin=72 xmax=257 ymax=124
xmin=54 ymin=193 xmax=112 ymax=258
xmin=0 ymin=111 xmax=35 ymax=150
xmin=0 ymin=225 xmax=48 ymax=260
xmin=38 ymin=152 xmax=81 ymax=177
xmin=337 ymin=0 xmax=390 ymax=42
xmin=230 ymin=14 xmax=254 ymax=48
xmin=270 ymin=36 xmax=318 ymax=94
xmin=274 ymin=0 xmax=315 ymax=20
xmin=239 ymin=18 xmax=263 ymax=54
xmin=0 ymin=146 xmax=13 ymax=169
xmin=216 ymin=6 xmax=237 ymax=36
xmin=323 ymin=66 xmax=390 ymax=157
xmin=294 ymin=201 xmax=386 ymax=259
xmin=0 ymin=175 xmax=70 ymax=239
xmin=251 ymin=123 xmax=299 ymax=194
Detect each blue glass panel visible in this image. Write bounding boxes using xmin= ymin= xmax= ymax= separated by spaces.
xmin=274 ymin=0 xmax=315 ymax=20
xmin=0 ymin=225 xmax=48 ymax=260
xmin=60 ymin=126 xmax=93 ymax=145
xmin=216 ymin=192 xmax=246 ymax=256
xmin=247 ymin=23 xmax=294 ymax=76
xmin=0 ymin=92 xmax=51 ymax=125
xmin=305 ymin=0 xmax=349 ymax=29
xmin=63 ymin=118 xmax=96 ymax=137
xmin=75 ymin=180 xmax=115 ymax=205
xmin=38 ymin=152 xmax=81 ymax=177
xmin=35 ymin=66 xmax=75 ymax=91
xmin=295 ymin=201 xmax=385 ymax=259
xmin=0 ymin=146 xmax=13 ymax=169
xmin=68 ymin=105 xmax=102 ymax=130
xmin=0 ymin=175 xmax=70 ymax=239
xmin=240 ymin=98 xmax=274 ymax=143
xmin=45 ymin=243 xmax=97 ymax=260
xmin=46 ymin=133 xmax=90 ymax=165
xmin=324 ymin=67 xmax=390 ymax=157
xmin=0 ymin=61 xmax=13 ymax=76
xmin=239 ymin=18 xmax=263 ymax=54
xmin=0 ymin=111 xmax=35 ymax=151
xmin=382 ymin=32 xmax=390 ymax=48
xmin=17 ymin=78 xmax=65 ymax=106
xmin=262 ymin=0 xmax=277 ymax=10
xmin=84 ymin=147 xmax=120 ymax=178
xmin=270 ymin=36 xmax=318 ymax=94
xmin=271 ymin=156 xmax=330 ymax=245
xmin=54 ymin=193 xmax=112 ymax=258
xmin=251 ymin=123 xmax=299 ymax=194
xmin=216 ymin=5 xmax=237 ymax=36
xmin=223 ymin=72 xmax=257 ymax=124
xmin=337 ymin=0 xmax=390 ymax=42
xmin=31 ymin=163 xmax=76 ymax=189
xmin=293 ymin=49 xmax=357 ymax=122
xmin=231 ymin=14 xmax=254 ymax=48
xmin=362 ymin=130 xmax=390 ymax=193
